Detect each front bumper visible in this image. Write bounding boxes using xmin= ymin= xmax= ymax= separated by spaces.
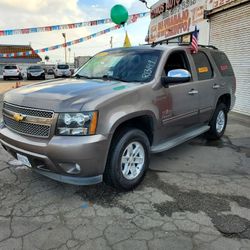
xmin=0 ymin=126 xmax=110 ymax=185
xmin=3 ymin=73 xmax=20 ymax=77
xmin=55 ymin=71 xmax=71 ymax=77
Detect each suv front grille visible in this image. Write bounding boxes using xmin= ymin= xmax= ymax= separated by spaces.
xmin=2 ymin=102 xmax=54 ymax=138
xmin=3 ymin=102 xmax=53 ymax=118
xmin=4 ymin=116 xmax=51 ymax=137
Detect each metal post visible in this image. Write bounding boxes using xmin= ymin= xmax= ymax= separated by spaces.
xmin=110 ymin=36 xmax=113 ymax=48
xmin=68 ymin=48 xmax=71 ymax=64
xmin=62 ymin=33 xmax=67 ymax=64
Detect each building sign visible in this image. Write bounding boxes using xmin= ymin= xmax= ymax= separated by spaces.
xmin=149 ymin=0 xmax=237 ymax=44
xmin=151 ymin=0 xmax=183 ymax=19
xmin=208 ymin=0 xmax=235 ymax=9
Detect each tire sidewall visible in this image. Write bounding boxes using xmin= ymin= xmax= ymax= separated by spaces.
xmin=110 ymin=129 xmax=150 ymax=190
xmin=211 ymin=103 xmax=228 ymax=139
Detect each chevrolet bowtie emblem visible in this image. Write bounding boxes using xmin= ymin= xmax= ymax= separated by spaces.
xmin=13 ymin=113 xmax=26 ymax=122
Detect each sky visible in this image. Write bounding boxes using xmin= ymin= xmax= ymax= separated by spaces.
xmin=0 ymin=0 xmax=156 ymax=63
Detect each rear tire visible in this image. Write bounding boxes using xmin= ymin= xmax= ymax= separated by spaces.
xmin=206 ymin=103 xmax=228 ymax=140
xmin=3 ymin=76 xmax=7 ymax=80
xmin=104 ymin=128 xmax=150 ymax=191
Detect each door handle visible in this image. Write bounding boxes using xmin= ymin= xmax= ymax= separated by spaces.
xmin=213 ymin=84 xmax=221 ymax=89
xmin=188 ymin=89 xmax=199 ymax=95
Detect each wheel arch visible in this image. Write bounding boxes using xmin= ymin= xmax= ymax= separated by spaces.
xmin=216 ymin=93 xmax=231 ymax=112
xmin=109 ymin=112 xmax=156 ymax=147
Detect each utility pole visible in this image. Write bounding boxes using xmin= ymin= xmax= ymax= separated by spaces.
xmin=68 ymin=48 xmax=71 ymax=64
xmin=62 ymin=33 xmax=67 ymax=64
xmin=110 ymin=36 xmax=113 ymax=48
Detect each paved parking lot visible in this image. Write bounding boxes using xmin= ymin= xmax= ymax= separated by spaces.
xmin=0 ymin=76 xmax=53 ymax=93
xmin=0 ymin=84 xmax=250 ymax=250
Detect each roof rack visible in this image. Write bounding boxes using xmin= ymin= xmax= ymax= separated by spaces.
xmin=147 ymin=30 xmax=195 ymax=48
xmin=151 ymin=40 xmax=183 ymax=47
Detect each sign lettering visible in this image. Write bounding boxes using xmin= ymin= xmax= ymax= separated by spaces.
xmin=151 ymin=0 xmax=183 ymax=19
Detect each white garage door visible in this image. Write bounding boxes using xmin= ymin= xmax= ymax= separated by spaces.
xmin=209 ymin=3 xmax=250 ymax=116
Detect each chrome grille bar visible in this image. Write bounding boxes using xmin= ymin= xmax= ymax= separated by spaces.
xmin=2 ymin=102 xmax=54 ymax=138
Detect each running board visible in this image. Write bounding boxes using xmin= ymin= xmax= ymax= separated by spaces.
xmin=151 ymin=125 xmax=210 ymax=154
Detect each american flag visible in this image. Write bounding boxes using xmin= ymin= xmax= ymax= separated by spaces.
xmin=191 ymin=26 xmax=199 ymax=53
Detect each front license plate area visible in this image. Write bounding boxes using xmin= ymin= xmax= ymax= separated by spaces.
xmin=17 ymin=153 xmax=32 ymax=168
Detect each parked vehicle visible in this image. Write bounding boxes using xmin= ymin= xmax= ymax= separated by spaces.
xmin=0 ymin=45 xmax=236 ymax=190
xmin=27 ymin=65 xmax=45 ymax=80
xmin=47 ymin=68 xmax=54 ymax=75
xmin=53 ymin=64 xmax=71 ymax=78
xmin=3 ymin=65 xmax=23 ymax=80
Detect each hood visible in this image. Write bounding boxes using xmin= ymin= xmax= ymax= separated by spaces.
xmin=4 ymin=78 xmax=139 ymax=112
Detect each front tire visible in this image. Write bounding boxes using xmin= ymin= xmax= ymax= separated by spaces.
xmin=207 ymin=103 xmax=228 ymax=140
xmin=104 ymin=128 xmax=150 ymax=191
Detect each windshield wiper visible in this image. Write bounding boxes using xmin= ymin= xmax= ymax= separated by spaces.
xmin=75 ymin=74 xmax=140 ymax=83
xmin=102 ymin=75 xmax=129 ymax=83
xmin=74 ymin=74 xmax=92 ymax=79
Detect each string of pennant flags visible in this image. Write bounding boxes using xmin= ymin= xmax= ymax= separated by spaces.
xmin=0 ymin=12 xmax=148 ymax=37
xmin=0 ymin=13 xmax=148 ymax=58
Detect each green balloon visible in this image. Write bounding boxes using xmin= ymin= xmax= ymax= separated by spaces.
xmin=110 ymin=5 xmax=129 ymax=25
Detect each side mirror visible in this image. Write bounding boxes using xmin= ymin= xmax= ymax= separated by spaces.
xmin=162 ymin=69 xmax=191 ymax=88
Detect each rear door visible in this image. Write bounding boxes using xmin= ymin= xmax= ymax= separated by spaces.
xmin=188 ymin=50 xmax=217 ymax=124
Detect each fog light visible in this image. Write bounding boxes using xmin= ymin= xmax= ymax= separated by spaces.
xmin=59 ymin=163 xmax=81 ymax=174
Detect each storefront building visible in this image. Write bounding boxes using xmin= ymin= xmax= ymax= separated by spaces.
xmin=0 ymin=44 xmax=42 ymax=75
xmin=149 ymin=0 xmax=250 ymax=115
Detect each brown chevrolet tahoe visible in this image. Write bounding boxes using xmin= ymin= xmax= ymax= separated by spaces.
xmin=0 ymin=45 xmax=236 ymax=190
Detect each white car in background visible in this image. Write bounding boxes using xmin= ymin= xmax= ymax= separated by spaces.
xmin=53 ymin=64 xmax=71 ymax=78
xmin=3 ymin=65 xmax=23 ymax=80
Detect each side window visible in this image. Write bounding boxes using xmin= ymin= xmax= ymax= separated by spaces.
xmin=192 ymin=52 xmax=213 ymax=80
xmin=211 ymin=51 xmax=234 ymax=77
xmin=164 ymin=51 xmax=191 ymax=79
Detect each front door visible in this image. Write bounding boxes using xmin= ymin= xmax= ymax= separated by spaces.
xmin=160 ymin=50 xmax=199 ymax=140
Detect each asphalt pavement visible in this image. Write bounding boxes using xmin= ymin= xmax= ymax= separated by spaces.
xmin=0 ymin=82 xmax=250 ymax=250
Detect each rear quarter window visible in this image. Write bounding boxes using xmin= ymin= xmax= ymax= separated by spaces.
xmin=4 ymin=66 xmax=17 ymax=69
xmin=211 ymin=51 xmax=234 ymax=77
xmin=192 ymin=52 xmax=213 ymax=81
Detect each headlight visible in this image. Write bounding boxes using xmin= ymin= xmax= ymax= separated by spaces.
xmin=56 ymin=111 xmax=98 ymax=136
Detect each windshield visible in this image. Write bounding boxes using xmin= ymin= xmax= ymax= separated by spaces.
xmin=29 ymin=66 xmax=42 ymax=70
xmin=58 ymin=65 xmax=69 ymax=69
xmin=76 ymin=49 xmax=162 ymax=83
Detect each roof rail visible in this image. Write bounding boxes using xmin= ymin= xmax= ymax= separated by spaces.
xmin=199 ymin=44 xmax=218 ymax=50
